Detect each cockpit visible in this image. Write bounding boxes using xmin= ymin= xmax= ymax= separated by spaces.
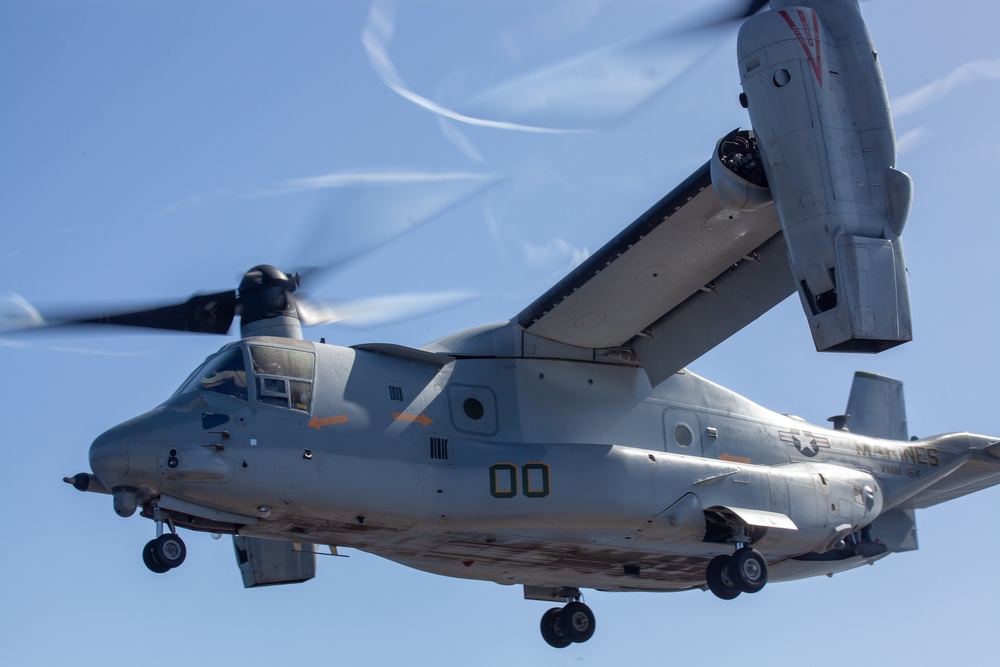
xmin=176 ymin=341 xmax=315 ymax=412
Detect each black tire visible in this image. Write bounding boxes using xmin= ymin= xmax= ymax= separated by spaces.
xmin=143 ymin=540 xmax=170 ymax=574
xmin=540 ymin=607 xmax=571 ymax=649
xmin=152 ymin=533 xmax=187 ymax=569
xmin=558 ymin=601 xmax=596 ymax=643
xmin=706 ymin=554 xmax=741 ymax=600
xmin=730 ymin=547 xmax=767 ymax=594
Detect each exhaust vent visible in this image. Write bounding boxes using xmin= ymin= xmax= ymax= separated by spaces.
xmin=429 ymin=437 xmax=449 ymax=461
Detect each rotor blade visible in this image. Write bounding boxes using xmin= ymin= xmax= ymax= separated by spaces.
xmin=452 ymin=25 xmax=733 ymax=130
xmin=362 ymin=1 xmax=570 ymax=134
xmin=376 ymin=1 xmax=766 ymax=132
xmin=0 ymin=293 xmax=45 ymax=332
xmin=24 ymin=290 xmax=237 ymax=335
xmin=296 ymin=291 xmax=477 ymax=328
xmin=288 ymin=171 xmax=499 ymax=285
xmin=721 ymin=0 xmax=769 ymax=24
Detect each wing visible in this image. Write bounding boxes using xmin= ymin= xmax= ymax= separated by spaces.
xmin=516 ymin=161 xmax=794 ymax=384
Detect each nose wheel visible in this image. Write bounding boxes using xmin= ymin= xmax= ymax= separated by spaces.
xmin=143 ymin=533 xmax=187 ymax=573
xmin=706 ymin=546 xmax=768 ymax=599
xmin=539 ymin=597 xmax=596 ymax=648
xmin=142 ymin=507 xmax=187 ymax=573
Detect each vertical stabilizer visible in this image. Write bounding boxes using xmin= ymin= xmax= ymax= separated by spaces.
xmin=843 ymin=371 xmax=908 ymax=440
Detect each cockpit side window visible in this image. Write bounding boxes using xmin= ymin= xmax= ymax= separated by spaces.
xmin=249 ymin=345 xmax=315 ymax=412
xmin=179 ymin=346 xmax=248 ymax=400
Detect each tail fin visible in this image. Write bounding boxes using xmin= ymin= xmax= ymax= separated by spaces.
xmin=840 ymin=371 xmax=908 ymax=440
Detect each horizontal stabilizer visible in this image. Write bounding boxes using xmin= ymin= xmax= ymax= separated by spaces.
xmin=987 ymin=441 xmax=1000 ymax=460
xmin=894 ymin=433 xmax=1000 ymax=509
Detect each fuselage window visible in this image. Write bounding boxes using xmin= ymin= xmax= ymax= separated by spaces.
xmin=178 ymin=346 xmax=248 ymax=400
xmin=249 ymin=345 xmax=315 ymax=412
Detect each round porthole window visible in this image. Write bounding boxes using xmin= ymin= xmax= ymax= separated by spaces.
xmin=674 ymin=424 xmax=693 ymax=447
xmin=463 ymin=397 xmax=485 ymax=421
xmin=773 ymin=68 xmax=791 ymax=87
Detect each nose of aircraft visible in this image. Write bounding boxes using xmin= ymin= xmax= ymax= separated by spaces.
xmin=89 ymin=424 xmax=131 ymax=488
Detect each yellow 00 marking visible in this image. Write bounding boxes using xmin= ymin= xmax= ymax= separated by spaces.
xmin=489 ymin=463 xmax=550 ymax=498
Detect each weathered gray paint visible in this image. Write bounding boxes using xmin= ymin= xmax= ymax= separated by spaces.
xmin=88 ymin=330 xmax=1000 ymax=593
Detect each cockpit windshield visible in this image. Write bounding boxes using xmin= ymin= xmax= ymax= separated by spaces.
xmin=177 ymin=345 xmax=248 ymax=400
xmin=174 ymin=343 xmax=315 ymax=411
xmin=248 ymin=344 xmax=315 ymax=412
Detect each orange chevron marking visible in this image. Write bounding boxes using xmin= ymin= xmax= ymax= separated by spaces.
xmin=393 ymin=412 xmax=433 ymax=426
xmin=308 ymin=415 xmax=349 ymax=430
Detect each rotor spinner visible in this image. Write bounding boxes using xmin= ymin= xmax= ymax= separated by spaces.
xmin=237 ymin=265 xmax=304 ymax=339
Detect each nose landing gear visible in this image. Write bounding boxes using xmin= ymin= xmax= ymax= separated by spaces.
xmin=539 ymin=590 xmax=596 ymax=648
xmin=143 ymin=533 xmax=187 ymax=573
xmin=142 ymin=506 xmax=187 ymax=573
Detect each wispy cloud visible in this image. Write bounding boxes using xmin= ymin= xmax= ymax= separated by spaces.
xmin=484 ymin=207 xmax=590 ymax=274
xmin=895 ymin=126 xmax=931 ymax=155
xmin=156 ymin=189 xmax=233 ymax=217
xmin=892 ymin=58 xmax=1000 ymax=118
xmin=519 ymin=237 xmax=590 ymax=272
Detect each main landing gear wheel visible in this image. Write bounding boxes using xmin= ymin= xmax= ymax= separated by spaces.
xmin=730 ymin=547 xmax=767 ymax=594
xmin=559 ymin=601 xmax=596 ymax=643
xmin=706 ymin=554 xmax=741 ymax=600
xmin=539 ymin=600 xmax=596 ymax=648
xmin=540 ymin=608 xmax=572 ymax=649
xmin=142 ymin=540 xmax=170 ymax=574
xmin=142 ymin=533 xmax=187 ymax=573
xmin=706 ymin=548 xmax=769 ymax=598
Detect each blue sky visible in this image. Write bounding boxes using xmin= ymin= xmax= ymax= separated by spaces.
xmin=2 ymin=1 xmax=1000 ymax=664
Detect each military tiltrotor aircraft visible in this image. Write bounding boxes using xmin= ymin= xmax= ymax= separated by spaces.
xmin=41 ymin=0 xmax=1000 ymax=649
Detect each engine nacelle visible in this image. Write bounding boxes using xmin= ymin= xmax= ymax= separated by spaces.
xmin=711 ymin=129 xmax=773 ymax=212
xmin=737 ymin=2 xmax=913 ymax=352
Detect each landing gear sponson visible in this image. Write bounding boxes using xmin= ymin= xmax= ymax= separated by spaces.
xmin=538 ymin=588 xmax=596 ymax=649
xmin=705 ymin=544 xmax=768 ymax=600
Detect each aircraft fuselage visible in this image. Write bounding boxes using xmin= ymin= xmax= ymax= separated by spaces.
xmin=87 ymin=333 xmax=1000 ymax=593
